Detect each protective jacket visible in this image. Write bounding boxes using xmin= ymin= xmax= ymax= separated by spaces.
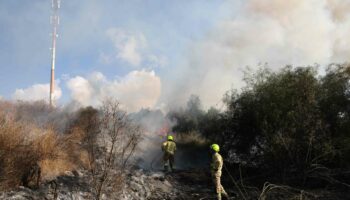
xmin=211 ymin=152 xmax=223 ymax=176
xmin=210 ymin=152 xmax=228 ymax=200
xmin=162 ymin=140 xmax=176 ymax=155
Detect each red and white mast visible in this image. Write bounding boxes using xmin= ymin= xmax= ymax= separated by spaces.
xmin=50 ymin=0 xmax=60 ymax=107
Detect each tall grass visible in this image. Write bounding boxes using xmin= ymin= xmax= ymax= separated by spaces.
xmin=0 ymin=101 xmax=88 ymax=190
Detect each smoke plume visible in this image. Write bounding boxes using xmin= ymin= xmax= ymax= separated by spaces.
xmin=105 ymin=28 xmax=147 ymax=67
xmin=66 ymin=70 xmax=161 ymax=112
xmin=161 ymin=0 xmax=350 ymax=109
xmin=12 ymin=81 xmax=62 ymax=102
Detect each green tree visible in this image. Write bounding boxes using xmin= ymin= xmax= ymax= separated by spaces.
xmin=319 ymin=64 xmax=350 ymax=167
xmin=169 ymin=95 xmax=204 ymax=133
xmin=223 ymin=66 xmax=335 ymax=182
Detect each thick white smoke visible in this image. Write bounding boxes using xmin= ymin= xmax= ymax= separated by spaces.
xmin=105 ymin=28 xmax=147 ymax=67
xmin=8 ymin=0 xmax=350 ymax=112
xmin=66 ymin=70 xmax=161 ymax=112
xmin=161 ymin=0 xmax=350 ymax=109
xmin=12 ymin=81 xmax=62 ymax=102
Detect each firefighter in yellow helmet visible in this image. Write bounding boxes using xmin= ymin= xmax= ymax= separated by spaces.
xmin=162 ymin=135 xmax=176 ymax=172
xmin=210 ymin=144 xmax=229 ymax=200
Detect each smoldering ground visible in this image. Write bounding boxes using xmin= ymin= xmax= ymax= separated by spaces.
xmin=129 ymin=108 xmax=211 ymax=170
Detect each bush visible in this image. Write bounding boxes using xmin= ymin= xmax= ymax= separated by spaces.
xmin=0 ymin=103 xmax=89 ymax=190
xmin=169 ymin=64 xmax=350 ymax=187
xmin=0 ymin=115 xmax=40 ymax=189
xmin=221 ymin=65 xmax=350 ymax=185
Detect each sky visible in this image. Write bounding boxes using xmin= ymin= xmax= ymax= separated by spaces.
xmin=1 ymin=0 xmax=350 ymax=112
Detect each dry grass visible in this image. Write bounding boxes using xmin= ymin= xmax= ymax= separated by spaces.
xmin=176 ymin=131 xmax=208 ymax=146
xmin=258 ymin=182 xmax=318 ymax=200
xmin=0 ymin=115 xmax=39 ymax=189
xmin=0 ymin=100 xmax=138 ymax=198
xmin=0 ymin=108 xmax=89 ymax=190
xmin=36 ymin=128 xmax=89 ymax=180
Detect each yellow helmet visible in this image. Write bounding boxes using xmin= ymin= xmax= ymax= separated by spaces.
xmin=211 ymin=144 xmax=220 ymax=152
xmin=167 ymin=135 xmax=174 ymax=141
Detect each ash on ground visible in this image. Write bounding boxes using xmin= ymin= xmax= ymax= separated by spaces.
xmin=1 ymin=168 xmax=349 ymax=200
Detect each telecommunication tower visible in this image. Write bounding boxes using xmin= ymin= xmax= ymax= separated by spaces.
xmin=50 ymin=0 xmax=60 ymax=107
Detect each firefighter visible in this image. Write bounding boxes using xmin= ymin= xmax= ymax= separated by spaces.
xmin=210 ymin=144 xmax=229 ymax=200
xmin=162 ymin=135 xmax=176 ymax=172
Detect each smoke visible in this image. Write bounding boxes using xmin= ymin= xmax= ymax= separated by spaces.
xmin=129 ymin=109 xmax=172 ymax=169
xmin=101 ymin=27 xmax=167 ymax=68
xmin=5 ymin=0 xmax=350 ymax=171
xmin=129 ymin=109 xmax=210 ymax=170
xmin=12 ymin=81 xmax=62 ymax=102
xmin=3 ymin=0 xmax=350 ymax=112
xmin=131 ymin=0 xmax=350 ymax=170
xmin=105 ymin=28 xmax=147 ymax=67
xmin=327 ymin=0 xmax=350 ymax=22
xmin=66 ymin=70 xmax=161 ymax=112
xmin=161 ymin=0 xmax=350 ymax=109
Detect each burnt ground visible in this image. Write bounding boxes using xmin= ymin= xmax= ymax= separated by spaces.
xmin=125 ymin=168 xmax=237 ymax=200
xmin=127 ymin=168 xmax=350 ymax=200
xmin=0 ymin=168 xmax=349 ymax=199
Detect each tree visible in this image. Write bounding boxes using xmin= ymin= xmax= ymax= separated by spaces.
xmin=71 ymin=106 xmax=100 ymax=170
xmin=88 ymin=99 xmax=141 ymax=200
xmin=222 ymin=66 xmax=337 ymax=183
xmin=169 ymin=95 xmax=205 ymax=133
xmin=319 ymin=64 xmax=350 ymax=167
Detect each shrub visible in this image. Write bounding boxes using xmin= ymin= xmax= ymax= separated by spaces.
xmin=0 ymin=104 xmax=88 ymax=190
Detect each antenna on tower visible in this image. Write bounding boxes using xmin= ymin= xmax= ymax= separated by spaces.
xmin=49 ymin=0 xmax=60 ymax=107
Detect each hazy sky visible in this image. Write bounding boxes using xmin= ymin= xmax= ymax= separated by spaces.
xmin=1 ymin=0 xmax=350 ymax=112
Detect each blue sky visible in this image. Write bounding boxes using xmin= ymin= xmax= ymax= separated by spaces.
xmin=1 ymin=0 xmax=349 ymax=111
xmin=0 ymin=0 xmax=233 ymax=103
